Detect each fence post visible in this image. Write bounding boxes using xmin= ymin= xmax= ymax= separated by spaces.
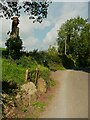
xmin=35 ymin=65 xmax=40 ymax=87
xmin=25 ymin=69 xmax=29 ymax=82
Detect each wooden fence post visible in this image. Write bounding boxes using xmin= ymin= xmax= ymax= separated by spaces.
xmin=25 ymin=69 xmax=29 ymax=82
xmin=35 ymin=65 xmax=40 ymax=87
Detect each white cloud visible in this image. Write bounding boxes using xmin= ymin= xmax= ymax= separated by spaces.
xmin=43 ymin=2 xmax=88 ymax=48
xmin=1 ymin=2 xmax=88 ymax=51
xmin=23 ymin=36 xmax=49 ymax=51
xmin=0 ymin=39 xmax=2 ymax=47
xmin=19 ymin=15 xmax=51 ymax=36
xmin=1 ymin=13 xmax=51 ymax=48
xmin=23 ymin=36 xmax=38 ymax=51
xmin=2 ymin=19 xmax=11 ymax=34
xmin=18 ymin=14 xmax=51 ymax=50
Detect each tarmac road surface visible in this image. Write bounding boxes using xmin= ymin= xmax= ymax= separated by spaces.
xmin=40 ymin=70 xmax=88 ymax=118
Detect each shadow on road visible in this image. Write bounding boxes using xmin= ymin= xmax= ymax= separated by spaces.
xmin=71 ymin=67 xmax=90 ymax=73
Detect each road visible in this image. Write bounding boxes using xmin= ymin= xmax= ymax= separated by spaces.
xmin=40 ymin=70 xmax=88 ymax=118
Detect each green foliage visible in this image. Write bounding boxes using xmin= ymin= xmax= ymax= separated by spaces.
xmin=44 ymin=45 xmax=65 ymax=70
xmin=0 ymin=1 xmax=50 ymax=23
xmin=32 ymin=101 xmax=46 ymax=109
xmin=62 ymin=55 xmax=75 ymax=69
xmin=2 ymin=58 xmax=26 ymax=85
xmin=45 ymin=54 xmax=65 ymax=71
xmin=17 ymin=56 xmax=37 ymax=68
xmin=57 ymin=16 xmax=90 ymax=67
xmin=2 ymin=57 xmax=55 ymax=92
xmin=29 ymin=49 xmax=47 ymax=65
xmin=5 ymin=36 xmax=23 ymax=60
xmin=47 ymin=45 xmax=58 ymax=56
xmin=40 ymin=66 xmax=50 ymax=81
xmin=1 ymin=48 xmax=8 ymax=58
xmin=28 ymin=49 xmax=64 ymax=71
xmin=86 ymin=57 xmax=90 ymax=68
xmin=47 ymin=78 xmax=56 ymax=88
xmin=2 ymin=57 xmax=51 ymax=87
xmin=22 ymin=107 xmax=28 ymax=112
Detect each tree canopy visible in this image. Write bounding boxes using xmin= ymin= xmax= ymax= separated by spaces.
xmin=57 ymin=16 xmax=90 ymax=67
xmin=0 ymin=0 xmax=51 ymax=23
xmin=5 ymin=36 xmax=23 ymax=59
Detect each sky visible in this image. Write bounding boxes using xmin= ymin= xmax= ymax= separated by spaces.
xmin=0 ymin=2 xmax=88 ymax=51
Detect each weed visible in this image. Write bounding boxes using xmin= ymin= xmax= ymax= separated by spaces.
xmin=47 ymin=94 xmax=53 ymax=100
xmin=22 ymin=106 xmax=28 ymax=112
xmin=32 ymin=101 xmax=46 ymax=109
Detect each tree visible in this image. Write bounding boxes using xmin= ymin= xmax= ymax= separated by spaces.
xmin=0 ymin=0 xmax=51 ymax=23
xmin=5 ymin=36 xmax=23 ymax=59
xmin=47 ymin=45 xmax=58 ymax=56
xmin=57 ymin=16 xmax=90 ymax=67
xmin=0 ymin=0 xmax=51 ymax=59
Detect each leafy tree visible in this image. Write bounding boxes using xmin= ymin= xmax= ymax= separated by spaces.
xmin=57 ymin=16 xmax=90 ymax=67
xmin=0 ymin=0 xmax=51 ymax=23
xmin=5 ymin=36 xmax=23 ymax=59
xmin=0 ymin=0 xmax=51 ymax=59
xmin=47 ymin=45 xmax=58 ymax=56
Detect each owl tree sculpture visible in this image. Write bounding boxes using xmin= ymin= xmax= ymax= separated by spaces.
xmin=1 ymin=0 xmax=51 ymax=59
xmin=10 ymin=16 xmax=19 ymax=38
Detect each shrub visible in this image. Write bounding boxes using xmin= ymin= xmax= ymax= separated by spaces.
xmin=62 ymin=54 xmax=75 ymax=69
xmin=5 ymin=36 xmax=23 ymax=60
xmin=2 ymin=58 xmax=25 ymax=85
xmin=2 ymin=58 xmax=51 ymax=88
xmin=16 ymin=56 xmax=37 ymax=68
xmin=32 ymin=101 xmax=46 ymax=109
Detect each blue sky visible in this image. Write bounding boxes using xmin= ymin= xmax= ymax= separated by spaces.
xmin=0 ymin=2 xmax=88 ymax=51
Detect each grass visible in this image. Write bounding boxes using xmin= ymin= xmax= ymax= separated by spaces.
xmin=32 ymin=101 xmax=46 ymax=109
xmin=2 ymin=55 xmax=59 ymax=118
xmin=49 ymin=78 xmax=56 ymax=87
xmin=47 ymin=94 xmax=53 ymax=100
xmin=2 ymin=57 xmax=52 ymax=96
xmin=22 ymin=106 xmax=28 ymax=112
xmin=2 ymin=58 xmax=25 ymax=85
xmin=2 ymin=58 xmax=50 ymax=86
xmin=2 ymin=57 xmax=57 ymax=99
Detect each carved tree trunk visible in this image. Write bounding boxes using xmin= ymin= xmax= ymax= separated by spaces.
xmin=10 ymin=16 xmax=19 ymax=38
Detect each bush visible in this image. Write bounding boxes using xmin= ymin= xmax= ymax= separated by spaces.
xmin=5 ymin=36 xmax=23 ymax=60
xmin=1 ymin=48 xmax=8 ymax=58
xmin=16 ymin=56 xmax=37 ymax=68
xmin=2 ymin=58 xmax=26 ymax=85
xmin=86 ymin=57 xmax=90 ymax=67
xmin=62 ymin=54 xmax=75 ymax=69
xmin=32 ymin=101 xmax=46 ymax=109
xmin=2 ymin=58 xmax=51 ymax=88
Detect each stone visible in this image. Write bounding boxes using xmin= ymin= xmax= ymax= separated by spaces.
xmin=21 ymin=82 xmax=37 ymax=106
xmin=15 ymin=93 xmax=20 ymax=100
xmin=21 ymin=92 xmax=29 ymax=106
xmin=21 ymin=82 xmax=37 ymax=94
xmin=4 ymin=100 xmax=15 ymax=116
xmin=37 ymin=77 xmax=47 ymax=93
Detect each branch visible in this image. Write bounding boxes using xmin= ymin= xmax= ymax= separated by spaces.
xmin=0 ymin=0 xmax=51 ymax=22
